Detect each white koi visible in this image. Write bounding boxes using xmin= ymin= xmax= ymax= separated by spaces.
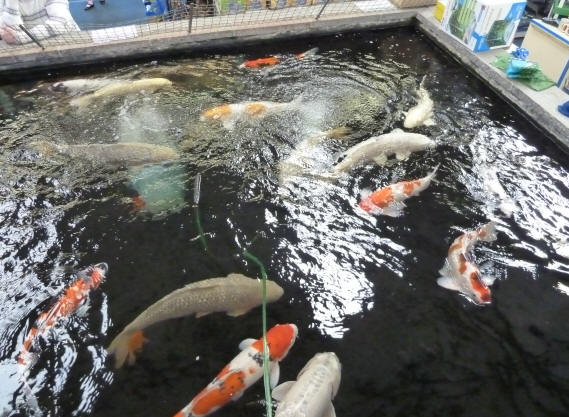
xmin=479 ymin=166 xmax=516 ymax=217
xmin=332 ymin=128 xmax=434 ymax=173
xmin=70 ymin=78 xmax=172 ymax=106
xmin=51 ymin=78 xmax=120 ymax=95
xmin=404 ymin=76 xmax=435 ymax=129
xmin=272 ymin=352 xmax=341 ymax=417
xmin=437 ymin=222 xmax=498 ymax=304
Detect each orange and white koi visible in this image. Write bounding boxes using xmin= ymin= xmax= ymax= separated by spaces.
xmin=18 ymin=263 xmax=109 ymax=366
xmin=359 ymin=166 xmax=438 ymax=217
xmin=200 ymin=98 xmax=302 ymax=130
xmin=173 ymin=323 xmax=298 ymax=417
xmin=437 ymin=222 xmax=497 ymax=304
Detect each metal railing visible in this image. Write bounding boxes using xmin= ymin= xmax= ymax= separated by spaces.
xmin=0 ymin=0 xmax=396 ymax=54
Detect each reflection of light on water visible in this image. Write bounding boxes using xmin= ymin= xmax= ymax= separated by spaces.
xmin=555 ymin=282 xmax=569 ymax=296
xmin=278 ymin=178 xmax=382 ymax=338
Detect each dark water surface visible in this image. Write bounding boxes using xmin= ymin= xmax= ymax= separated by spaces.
xmin=1 ymin=27 xmax=569 ymax=417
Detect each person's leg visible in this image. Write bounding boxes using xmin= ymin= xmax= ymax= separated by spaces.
xmin=85 ymin=0 xmax=94 ymax=9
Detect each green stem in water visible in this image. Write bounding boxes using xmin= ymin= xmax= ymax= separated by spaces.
xmin=193 ymin=173 xmax=208 ymax=252
xmin=243 ymin=250 xmax=272 ymax=417
xmin=193 ymin=206 xmax=208 ymax=252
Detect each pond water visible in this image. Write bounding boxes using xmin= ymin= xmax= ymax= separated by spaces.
xmin=1 ymin=27 xmax=569 ymax=417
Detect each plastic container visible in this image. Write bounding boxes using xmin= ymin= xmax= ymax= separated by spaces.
xmin=441 ymin=0 xmax=526 ymax=52
xmin=434 ymin=0 xmax=447 ymax=21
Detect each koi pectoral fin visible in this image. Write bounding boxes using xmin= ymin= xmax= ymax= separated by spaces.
xmin=272 ymin=381 xmax=295 ymax=401
xmin=436 ymin=276 xmax=461 ymax=292
xmin=481 ymin=274 xmax=497 ymax=287
xmin=226 ymin=309 xmax=251 ymax=317
xmin=373 ymin=154 xmax=388 ymax=165
xmin=379 ymin=202 xmax=406 ymax=217
xmin=222 ymin=119 xmax=236 ymax=130
xmin=270 ymin=363 xmax=280 ymax=389
xmin=395 ymin=151 xmax=411 ymax=161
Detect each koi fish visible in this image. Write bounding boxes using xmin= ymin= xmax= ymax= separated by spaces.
xmin=239 ymin=48 xmax=318 ymax=69
xmin=29 ymin=141 xmax=179 ymax=167
xmin=279 ymin=126 xmax=351 ymax=182
xmin=200 ymin=97 xmax=302 ymax=130
xmin=18 ymin=263 xmax=109 ymax=366
xmin=479 ymin=166 xmax=516 ymax=217
xmin=296 ymin=47 xmax=319 ymax=59
xmin=272 ymin=352 xmax=341 ymax=417
xmin=404 ymin=76 xmax=435 ymax=129
xmin=130 ymin=195 xmax=147 ymax=213
xmin=359 ymin=165 xmax=438 ymax=217
xmin=70 ymin=78 xmax=172 ymax=106
xmin=107 ymin=274 xmax=284 ymax=369
xmin=240 ymin=56 xmax=280 ymax=68
xmin=332 ymin=128 xmax=434 ymax=173
xmin=437 ymin=222 xmax=498 ymax=304
xmin=173 ymin=323 xmax=298 ymax=417
xmin=51 ymin=78 xmax=120 ymax=95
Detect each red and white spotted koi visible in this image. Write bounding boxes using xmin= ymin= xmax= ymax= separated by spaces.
xmin=173 ymin=323 xmax=298 ymax=417
xmin=359 ymin=165 xmax=438 ymax=217
xmin=437 ymin=222 xmax=497 ymax=304
xmin=18 ymin=263 xmax=109 ymax=366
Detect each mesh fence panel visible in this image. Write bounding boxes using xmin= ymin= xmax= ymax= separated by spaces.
xmin=0 ymin=0 xmax=396 ymax=54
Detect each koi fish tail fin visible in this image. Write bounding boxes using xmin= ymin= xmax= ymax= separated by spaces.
xmin=107 ymin=330 xmax=148 ymax=369
xmin=478 ymin=221 xmax=497 ymax=243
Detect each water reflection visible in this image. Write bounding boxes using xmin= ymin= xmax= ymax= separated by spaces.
xmin=0 ymin=28 xmax=568 ymax=417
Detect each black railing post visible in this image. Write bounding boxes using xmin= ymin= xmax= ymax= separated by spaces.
xmin=18 ymin=24 xmax=44 ymax=50
xmin=315 ymin=0 xmax=330 ymax=20
xmin=188 ymin=3 xmax=193 ymax=33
